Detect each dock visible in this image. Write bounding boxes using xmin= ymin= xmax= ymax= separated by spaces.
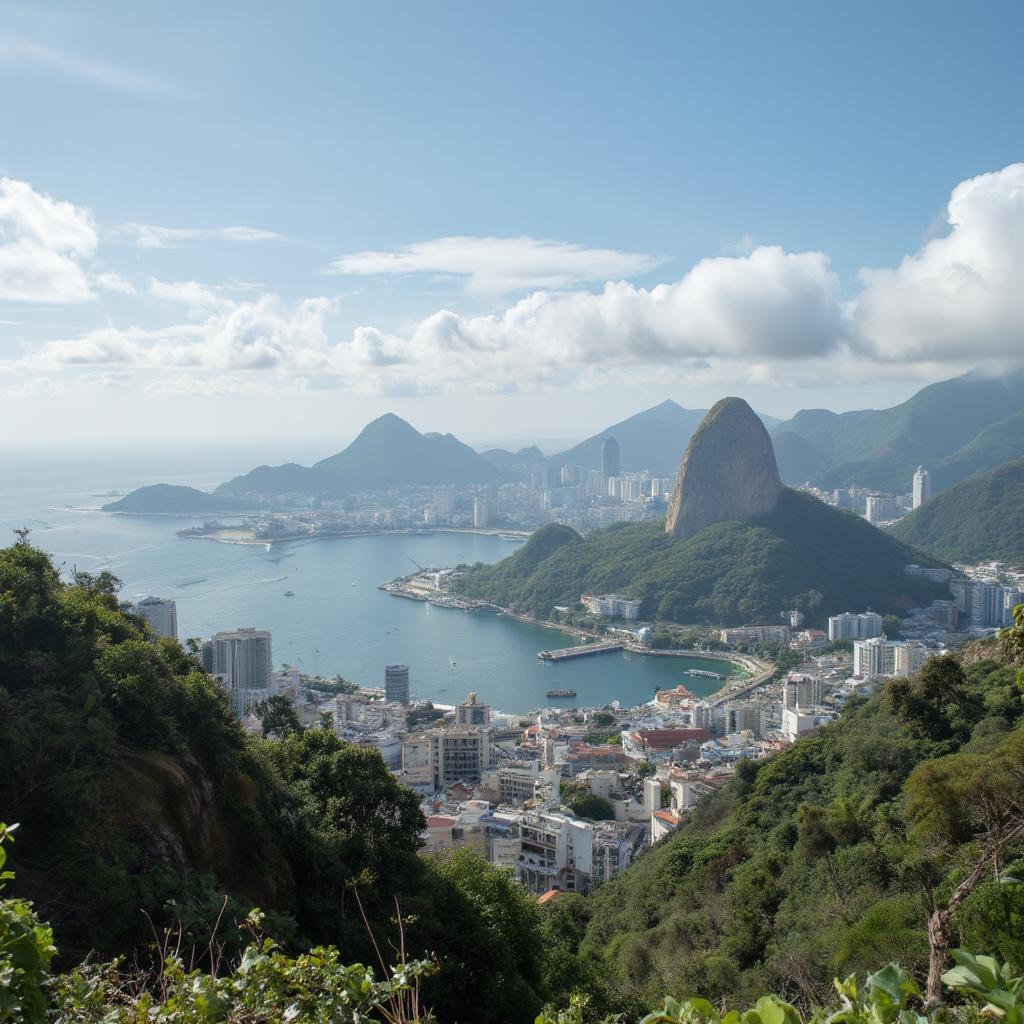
xmin=538 ymin=640 xmax=624 ymax=661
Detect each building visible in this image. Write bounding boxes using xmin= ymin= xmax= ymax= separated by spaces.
xmin=719 ymin=625 xmax=791 ymax=646
xmin=931 ymin=600 xmax=959 ymax=630
xmin=951 ymin=581 xmax=1022 ymax=629
xmin=853 ymin=636 xmax=929 ymax=678
xmin=204 ymin=628 xmax=272 ymax=714
xmin=828 ymin=611 xmax=883 ymax=642
xmin=721 ymin=702 xmax=767 ymax=738
xmin=135 ymin=596 xmax=178 ymax=639
xmin=865 ymin=493 xmax=900 ymax=524
xmin=581 ymin=593 xmax=642 ymax=620
xmin=783 ymin=674 xmax=823 ymax=708
xmin=455 ymin=691 xmax=491 ymax=726
xmin=912 ymin=466 xmax=932 ymax=508
xmin=385 ymin=664 xmax=411 ymax=705
xmin=430 ymin=726 xmax=492 ymax=790
xmin=905 ymin=564 xmax=952 ymax=583
xmin=600 ymin=436 xmax=620 ymax=482
xmin=472 ymin=497 xmax=493 ymax=529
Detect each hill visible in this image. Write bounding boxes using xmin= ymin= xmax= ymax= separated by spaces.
xmin=102 ymin=483 xmax=252 ymax=514
xmin=550 ymin=400 xmax=710 ymax=477
xmin=564 ymin=638 xmax=1024 ymax=1015
xmin=0 ymin=541 xmax=549 ymax=1023
xmin=452 ymin=489 xmax=946 ymax=624
xmin=215 ymin=413 xmax=501 ymax=498
xmin=930 ymin=409 xmax=1024 ymax=490
xmin=773 ymin=370 xmax=1024 ymax=491
xmin=888 ymin=457 xmax=1024 ymax=565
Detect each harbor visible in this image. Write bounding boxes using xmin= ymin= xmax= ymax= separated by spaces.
xmin=538 ymin=640 xmax=625 ymax=661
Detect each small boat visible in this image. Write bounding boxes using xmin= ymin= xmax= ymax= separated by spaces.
xmin=546 ymin=688 xmax=577 ymax=699
xmin=284 ymin=590 xmax=295 ymax=597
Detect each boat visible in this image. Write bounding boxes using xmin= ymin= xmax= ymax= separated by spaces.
xmin=284 ymin=590 xmax=295 ymax=597
xmin=174 ymin=576 xmax=207 ymax=588
xmin=545 ymin=688 xmax=577 ymax=698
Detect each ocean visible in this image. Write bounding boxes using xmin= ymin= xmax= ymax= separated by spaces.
xmin=0 ymin=443 xmax=738 ymax=712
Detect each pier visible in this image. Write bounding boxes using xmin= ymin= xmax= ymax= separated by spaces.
xmin=538 ymin=640 xmax=624 ymax=661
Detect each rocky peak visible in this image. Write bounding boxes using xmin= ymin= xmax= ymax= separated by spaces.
xmin=665 ymin=397 xmax=784 ymax=539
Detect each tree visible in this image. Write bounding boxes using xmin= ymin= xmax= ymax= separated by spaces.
xmin=904 ymin=729 xmax=1024 ymax=1005
xmin=254 ymin=694 xmax=302 ymax=738
xmin=887 ymin=655 xmax=972 ymax=742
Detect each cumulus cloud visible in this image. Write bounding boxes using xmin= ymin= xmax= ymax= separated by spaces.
xmin=326 ymin=235 xmax=664 ymax=294
xmin=113 ymin=223 xmax=288 ymax=249
xmin=149 ymin=278 xmax=232 ymax=313
xmin=853 ymin=163 xmax=1024 ymax=362
xmin=0 ymin=176 xmax=96 ymax=302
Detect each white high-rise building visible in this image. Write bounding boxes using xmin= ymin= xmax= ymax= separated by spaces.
xmin=853 ymin=636 xmax=928 ymax=678
xmin=204 ymin=628 xmax=272 ymax=714
xmin=136 ymin=596 xmax=178 ymax=639
xmin=828 ymin=611 xmax=883 ymax=642
xmin=912 ymin=467 xmax=932 ymax=509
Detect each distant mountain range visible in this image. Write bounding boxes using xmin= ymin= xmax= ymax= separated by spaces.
xmin=888 ymin=457 xmax=1024 ymax=566
xmin=771 ymin=370 xmax=1024 ymax=493
xmin=104 ymin=369 xmax=1024 ymax=513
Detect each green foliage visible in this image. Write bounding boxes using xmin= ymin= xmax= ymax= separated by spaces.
xmin=889 ymin=457 xmax=1024 ymax=565
xmin=453 ymin=490 xmax=946 ymax=625
xmin=253 ymin=694 xmax=302 ymax=738
xmin=942 ymin=949 xmax=1024 ymax=1022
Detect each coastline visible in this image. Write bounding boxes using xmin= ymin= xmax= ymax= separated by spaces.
xmin=177 ymin=525 xmax=533 ymax=546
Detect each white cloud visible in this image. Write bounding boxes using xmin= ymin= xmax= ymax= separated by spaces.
xmin=0 ymin=31 xmax=176 ymax=94
xmin=0 ymin=177 xmax=96 ymax=302
xmin=853 ymin=163 xmax=1024 ymax=362
xmin=326 ymin=235 xmax=664 ymax=295
xmin=113 ymin=223 xmax=288 ymax=249
xmin=94 ymin=271 xmax=135 ymax=295
xmin=148 ymin=278 xmax=232 ymax=313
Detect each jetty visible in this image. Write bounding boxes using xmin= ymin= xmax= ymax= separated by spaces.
xmin=538 ymin=640 xmax=624 ymax=661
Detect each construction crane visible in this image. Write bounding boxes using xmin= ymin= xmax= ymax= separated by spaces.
xmin=407 ymin=556 xmax=425 ymax=572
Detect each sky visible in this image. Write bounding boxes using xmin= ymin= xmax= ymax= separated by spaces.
xmin=1 ymin=0 xmax=1023 ymax=450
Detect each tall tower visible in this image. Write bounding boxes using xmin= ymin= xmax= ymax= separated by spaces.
xmin=600 ymin=435 xmax=620 ymax=482
xmin=385 ymin=664 xmax=410 ymax=705
xmin=912 ymin=466 xmax=932 ymax=508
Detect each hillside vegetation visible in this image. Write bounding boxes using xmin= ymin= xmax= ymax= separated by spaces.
xmin=0 ymin=540 xmax=549 ymax=1024
xmin=888 ymin=457 xmax=1024 ymax=565
xmin=452 ymin=489 xmax=946 ymax=624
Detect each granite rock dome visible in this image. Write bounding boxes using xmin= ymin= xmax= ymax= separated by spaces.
xmin=666 ymin=397 xmax=784 ymax=539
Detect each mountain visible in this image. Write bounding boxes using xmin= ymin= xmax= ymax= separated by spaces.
xmin=452 ymin=489 xmax=946 ymax=624
xmin=214 ymin=413 xmax=502 ymax=497
xmin=774 ymin=370 xmax=1024 ymax=491
xmin=479 ymin=445 xmax=547 ymax=477
xmin=930 ymin=408 xmax=1024 ymax=490
xmin=550 ymin=400 xmax=712 ymax=477
xmin=666 ymin=398 xmax=783 ymax=539
xmin=888 ymin=457 xmax=1024 ymax=565
xmin=102 ymin=484 xmax=251 ymax=514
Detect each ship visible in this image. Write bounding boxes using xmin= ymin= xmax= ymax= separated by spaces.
xmin=545 ymin=688 xmax=577 ymax=698
xmin=284 ymin=590 xmax=295 ymax=597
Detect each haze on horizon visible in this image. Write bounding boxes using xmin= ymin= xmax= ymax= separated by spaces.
xmin=2 ymin=0 xmax=1023 ymax=444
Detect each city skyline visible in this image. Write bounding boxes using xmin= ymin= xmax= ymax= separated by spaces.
xmin=2 ymin=1 xmax=1023 ymax=442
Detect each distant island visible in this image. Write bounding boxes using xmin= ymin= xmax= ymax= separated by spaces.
xmin=103 ymin=483 xmax=254 ymax=515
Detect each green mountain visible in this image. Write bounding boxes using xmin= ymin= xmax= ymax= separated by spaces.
xmin=452 ymin=489 xmax=946 ymax=624
xmin=102 ymin=483 xmax=251 ymax=514
xmin=888 ymin=457 xmax=1024 ymax=565
xmin=773 ymin=370 xmax=1024 ymax=491
xmin=566 ymin=643 xmax=1024 ymax=1014
xmin=0 ymin=542 xmax=547 ymax=1023
xmin=216 ymin=413 xmax=501 ymax=498
xmin=549 ymin=400 xmax=711 ymax=477
xmin=931 ymin=409 xmax=1024 ymax=490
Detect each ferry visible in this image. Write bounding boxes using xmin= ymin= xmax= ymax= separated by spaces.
xmin=683 ymin=668 xmax=724 ymax=680
xmin=545 ymin=688 xmax=577 ymax=698
xmin=284 ymin=590 xmax=295 ymax=597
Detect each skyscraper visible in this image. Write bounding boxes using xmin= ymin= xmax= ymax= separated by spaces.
xmin=385 ymin=664 xmax=410 ymax=704
xmin=135 ymin=596 xmax=178 ymax=639
xmin=205 ymin=628 xmax=272 ymax=714
xmin=600 ymin=435 xmax=620 ymax=482
xmin=912 ymin=466 xmax=932 ymax=508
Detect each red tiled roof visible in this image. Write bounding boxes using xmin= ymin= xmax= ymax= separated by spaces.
xmin=426 ymin=816 xmax=457 ymax=828
xmin=653 ymin=810 xmax=680 ymax=825
xmin=537 ymin=889 xmax=563 ymax=904
xmin=631 ymin=728 xmax=711 ymax=749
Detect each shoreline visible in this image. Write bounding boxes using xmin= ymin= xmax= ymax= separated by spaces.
xmin=177 ymin=525 xmax=533 ymax=546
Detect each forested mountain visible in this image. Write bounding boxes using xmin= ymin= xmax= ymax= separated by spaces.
xmin=0 ymin=541 xmax=547 ymax=1024
xmin=888 ymin=457 xmax=1024 ymax=565
xmin=452 ymin=489 xmax=947 ymax=624
xmin=216 ymin=413 xmax=502 ymax=497
xmin=773 ymin=370 xmax=1024 ymax=491
xmin=559 ymin=637 xmax=1024 ymax=1017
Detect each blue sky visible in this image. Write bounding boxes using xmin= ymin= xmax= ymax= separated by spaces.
xmin=1 ymin=0 xmax=1023 ymax=447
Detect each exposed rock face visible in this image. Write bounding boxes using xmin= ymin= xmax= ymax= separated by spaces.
xmin=666 ymin=397 xmax=784 ymax=538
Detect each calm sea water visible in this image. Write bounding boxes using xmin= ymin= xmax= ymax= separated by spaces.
xmin=0 ymin=444 xmax=737 ymax=712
